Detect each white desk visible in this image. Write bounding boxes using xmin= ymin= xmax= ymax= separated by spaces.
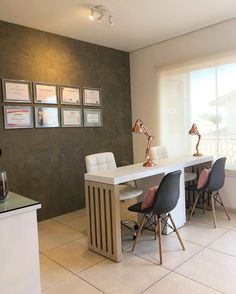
xmin=85 ymin=155 xmax=213 ymax=262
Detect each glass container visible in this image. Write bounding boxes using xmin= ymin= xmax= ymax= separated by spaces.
xmin=0 ymin=170 xmax=8 ymax=201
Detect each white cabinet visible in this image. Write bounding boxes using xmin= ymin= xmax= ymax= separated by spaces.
xmin=0 ymin=192 xmax=41 ymax=294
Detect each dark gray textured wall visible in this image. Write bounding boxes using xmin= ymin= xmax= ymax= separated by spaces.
xmin=0 ymin=21 xmax=133 ymax=220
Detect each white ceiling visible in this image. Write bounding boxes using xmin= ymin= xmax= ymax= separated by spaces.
xmin=0 ymin=0 xmax=236 ymax=52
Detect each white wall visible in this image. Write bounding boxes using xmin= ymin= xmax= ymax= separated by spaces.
xmin=130 ymin=18 xmax=236 ymax=209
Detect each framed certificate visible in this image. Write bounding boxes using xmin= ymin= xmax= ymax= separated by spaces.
xmin=83 ymin=87 xmax=102 ymax=106
xmin=2 ymin=79 xmax=31 ymax=103
xmin=35 ymin=107 xmax=59 ymax=128
xmin=84 ymin=108 xmax=103 ymax=127
xmin=61 ymin=108 xmax=82 ymax=127
xmin=60 ymin=85 xmax=81 ymax=105
xmin=33 ymin=83 xmax=58 ymax=104
xmin=4 ymin=106 xmax=33 ymax=129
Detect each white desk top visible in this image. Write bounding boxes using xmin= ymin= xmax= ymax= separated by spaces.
xmin=84 ymin=155 xmax=213 ymax=185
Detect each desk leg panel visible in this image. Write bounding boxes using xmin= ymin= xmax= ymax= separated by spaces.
xmin=85 ymin=181 xmax=122 ymax=262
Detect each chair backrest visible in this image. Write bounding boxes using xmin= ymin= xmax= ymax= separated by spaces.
xmin=150 ymin=146 xmax=168 ymax=162
xmin=151 ymin=170 xmax=181 ymax=215
xmin=85 ymin=152 xmax=117 ymax=172
xmin=204 ymin=157 xmax=226 ymax=192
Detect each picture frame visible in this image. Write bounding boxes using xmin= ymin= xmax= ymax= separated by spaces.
xmin=33 ymin=82 xmax=58 ymax=104
xmin=83 ymin=87 xmax=102 ymax=106
xmin=84 ymin=108 xmax=103 ymax=127
xmin=4 ymin=106 xmax=33 ymax=129
xmin=2 ymin=79 xmax=31 ymax=103
xmin=35 ymin=107 xmax=59 ymax=128
xmin=60 ymin=85 xmax=81 ymax=105
xmin=61 ymin=107 xmax=83 ymax=127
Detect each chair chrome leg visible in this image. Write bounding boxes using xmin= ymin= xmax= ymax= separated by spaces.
xmin=157 ymin=215 xmax=163 ymax=265
xmin=211 ymin=194 xmax=217 ymax=228
xmin=132 ymin=215 xmax=145 ymax=252
xmin=218 ymin=193 xmax=231 ymax=220
xmin=188 ymin=192 xmax=200 ymax=221
xmin=169 ymin=213 xmax=185 ymax=251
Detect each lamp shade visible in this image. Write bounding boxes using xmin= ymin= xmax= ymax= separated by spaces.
xmin=132 ymin=119 xmax=143 ymax=133
xmin=189 ymin=123 xmax=199 ymax=136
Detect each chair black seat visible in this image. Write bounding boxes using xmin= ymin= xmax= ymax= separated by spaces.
xmin=127 ymin=170 xmax=185 ymax=265
xmin=128 ymin=202 xmax=152 ymax=214
xmin=188 ymin=157 xmax=230 ymax=228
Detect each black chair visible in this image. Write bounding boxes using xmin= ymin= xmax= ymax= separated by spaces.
xmin=188 ymin=157 xmax=230 ymax=228
xmin=128 ymin=170 xmax=185 ymax=265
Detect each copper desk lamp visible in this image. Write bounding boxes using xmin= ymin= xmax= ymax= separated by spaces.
xmin=189 ymin=123 xmax=202 ymax=156
xmin=132 ymin=119 xmax=156 ymax=167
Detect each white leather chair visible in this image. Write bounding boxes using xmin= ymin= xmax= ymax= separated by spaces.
xmin=85 ymin=152 xmax=143 ymax=237
xmin=150 ymin=146 xmax=196 ymax=182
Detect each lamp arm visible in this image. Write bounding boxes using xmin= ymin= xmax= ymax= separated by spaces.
xmin=145 ymin=136 xmax=154 ymax=160
xmin=140 ymin=123 xmax=153 ymax=140
xmin=195 ymin=134 xmax=201 ymax=154
xmin=139 ymin=122 xmax=155 ymax=160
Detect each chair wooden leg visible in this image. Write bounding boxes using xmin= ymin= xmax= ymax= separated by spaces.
xmin=132 ymin=215 xmax=145 ymax=252
xmin=218 ymin=193 xmax=231 ymax=220
xmin=211 ymin=194 xmax=217 ymax=229
xmin=203 ymin=192 xmax=206 ymax=214
xmin=169 ymin=213 xmax=185 ymax=251
xmin=157 ymin=215 xmax=163 ymax=265
xmin=188 ymin=192 xmax=200 ymax=221
xmin=154 ymin=215 xmax=158 ymax=240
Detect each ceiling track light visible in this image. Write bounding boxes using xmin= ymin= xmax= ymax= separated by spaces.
xmin=89 ymin=8 xmax=94 ymax=20
xmin=97 ymin=12 xmax=104 ymax=23
xmin=108 ymin=15 xmax=113 ymax=26
xmin=89 ymin=5 xmax=114 ymax=25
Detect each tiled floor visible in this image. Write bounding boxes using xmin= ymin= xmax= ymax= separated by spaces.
xmin=39 ymin=204 xmax=236 ymax=294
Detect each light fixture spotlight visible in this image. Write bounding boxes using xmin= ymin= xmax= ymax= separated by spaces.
xmin=108 ymin=15 xmax=114 ymax=26
xmin=89 ymin=8 xmax=94 ymax=20
xmin=97 ymin=12 xmax=104 ymax=23
xmin=89 ymin=5 xmax=113 ymax=25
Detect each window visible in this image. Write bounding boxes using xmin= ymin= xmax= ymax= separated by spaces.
xmin=158 ymin=51 xmax=236 ymax=168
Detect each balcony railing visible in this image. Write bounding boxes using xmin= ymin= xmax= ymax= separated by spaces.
xmin=192 ymin=136 xmax=236 ymax=164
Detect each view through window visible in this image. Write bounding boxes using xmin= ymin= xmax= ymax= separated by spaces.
xmin=158 ymin=53 xmax=236 ymax=168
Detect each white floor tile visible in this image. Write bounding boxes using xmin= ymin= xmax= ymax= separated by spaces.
xmin=39 ymin=209 xmax=236 ymax=293
xmin=175 ymin=247 xmax=236 ymax=293
xmin=52 ymin=209 xmax=86 ymax=223
xmin=44 ymin=237 xmax=105 ymax=274
xmin=78 ymin=253 xmax=169 ymax=294
xmin=59 ymin=215 xmax=87 ymax=234
xmin=38 ymin=219 xmax=56 ymax=230
xmin=122 ymin=229 xmax=158 ymax=251
xmin=51 ymin=209 xmax=87 ymax=234
xmin=172 ymin=220 xmax=227 ymax=246
xmin=38 ymin=220 xmax=84 ymax=252
xmin=189 ymin=208 xmax=235 ymax=229
xmin=40 ymin=254 xmax=73 ymax=291
xmin=131 ymin=234 xmax=203 ymax=270
xmin=209 ymin=230 xmax=236 ymax=256
xmin=143 ymin=272 xmax=220 ymax=293
xmin=42 ymin=276 xmax=102 ymax=294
